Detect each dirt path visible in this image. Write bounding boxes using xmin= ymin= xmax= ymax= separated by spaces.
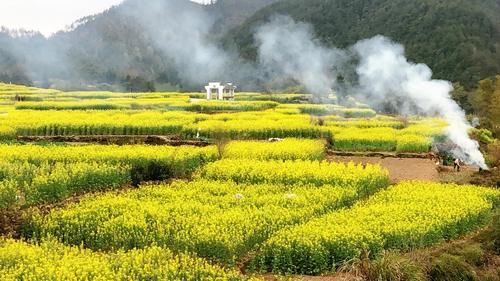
xmin=330 ymin=156 xmax=440 ymax=183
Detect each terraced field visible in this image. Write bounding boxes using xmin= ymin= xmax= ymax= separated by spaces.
xmin=0 ymin=83 xmax=498 ymax=280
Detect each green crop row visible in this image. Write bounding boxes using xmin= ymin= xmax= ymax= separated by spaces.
xmin=280 ymin=104 xmax=376 ymax=118
xmin=1 ymin=110 xmax=332 ymax=140
xmin=183 ymin=119 xmax=332 ymax=140
xmin=15 ymin=100 xmax=279 ymax=112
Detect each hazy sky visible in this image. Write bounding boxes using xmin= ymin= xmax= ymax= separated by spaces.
xmin=0 ymin=0 xmax=125 ymax=36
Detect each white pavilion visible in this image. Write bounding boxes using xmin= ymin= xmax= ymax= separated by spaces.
xmin=205 ymin=82 xmax=236 ymax=100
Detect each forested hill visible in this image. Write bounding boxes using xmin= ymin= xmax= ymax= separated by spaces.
xmin=225 ymin=0 xmax=500 ymax=88
xmin=208 ymin=0 xmax=280 ymax=35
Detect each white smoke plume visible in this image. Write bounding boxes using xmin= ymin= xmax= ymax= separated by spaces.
xmin=353 ymin=36 xmax=487 ymax=169
xmin=118 ymin=0 xmax=231 ymax=86
xmin=255 ymin=15 xmax=345 ymax=99
xmin=254 ymin=16 xmax=486 ymax=168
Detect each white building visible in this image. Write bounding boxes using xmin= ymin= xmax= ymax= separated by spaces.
xmin=205 ymin=82 xmax=236 ymax=100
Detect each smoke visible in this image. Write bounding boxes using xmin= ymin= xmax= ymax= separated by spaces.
xmin=254 ymin=16 xmax=486 ymax=168
xmin=118 ymin=0 xmax=231 ymax=87
xmin=0 ymin=0 xmax=237 ymax=89
xmin=353 ymin=36 xmax=486 ymax=168
xmin=255 ymin=15 xmax=345 ymax=99
xmin=0 ymin=28 xmax=71 ymax=86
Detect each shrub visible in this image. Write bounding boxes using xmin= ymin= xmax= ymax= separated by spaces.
xmin=358 ymin=252 xmax=426 ymax=281
xmin=486 ymin=141 xmax=500 ymax=167
xmin=429 ymin=254 xmax=477 ymax=281
xmin=448 ymin=244 xmax=486 ymax=267
xmin=130 ymin=161 xmax=172 ymax=186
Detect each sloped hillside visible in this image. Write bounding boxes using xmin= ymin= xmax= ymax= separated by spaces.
xmin=225 ymin=0 xmax=500 ymax=87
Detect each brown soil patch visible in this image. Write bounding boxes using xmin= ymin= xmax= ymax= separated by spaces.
xmin=0 ymin=209 xmax=23 ymax=238
xmin=438 ymin=165 xmax=479 ymax=185
xmin=330 ymin=156 xmax=440 ymax=183
xmin=469 ymin=168 xmax=500 ymax=187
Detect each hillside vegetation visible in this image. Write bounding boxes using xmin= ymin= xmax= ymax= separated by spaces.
xmin=209 ymin=0 xmax=280 ymax=35
xmin=226 ymin=0 xmax=500 ymax=88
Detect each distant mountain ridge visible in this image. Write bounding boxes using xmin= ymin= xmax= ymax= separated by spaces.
xmin=0 ymin=0 xmax=499 ymax=90
xmin=0 ymin=0 xmax=279 ymax=90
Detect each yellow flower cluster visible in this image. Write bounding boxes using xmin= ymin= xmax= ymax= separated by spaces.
xmin=0 ymin=144 xmax=217 ymax=208
xmin=56 ymin=91 xmax=195 ymax=99
xmin=396 ymin=134 xmax=432 ymax=153
xmin=401 ymin=118 xmax=448 ymax=137
xmin=14 ymin=97 xmax=190 ymax=111
xmin=0 ymin=144 xmax=217 ymax=176
xmin=0 ymin=239 xmax=254 ymax=281
xmin=223 ymin=139 xmax=326 ymax=161
xmin=167 ymin=100 xmax=279 ymax=112
xmin=0 ymin=125 xmax=15 ymax=141
xmin=16 ymin=99 xmax=278 ymax=112
xmin=0 ymin=109 xmax=333 ymax=140
xmin=235 ymin=92 xmax=305 ymax=103
xmin=0 ymin=85 xmax=448 ymax=149
xmin=0 ymin=161 xmax=130 ymax=207
xmin=27 ymin=180 xmax=363 ymax=265
xmin=279 ymin=104 xmax=376 ymax=118
xmin=331 ymin=124 xmax=437 ymax=153
xmin=0 ymin=83 xmax=60 ymax=96
xmin=254 ymin=181 xmax=500 ymax=274
xmin=197 ymin=159 xmax=389 ymax=196
xmin=3 ymin=110 xmax=196 ymax=137
xmin=183 ymin=114 xmax=331 ymax=140
xmin=326 ymin=119 xmax=405 ymax=129
xmin=332 ymin=127 xmax=399 ymax=151
xmin=0 ymin=180 xmax=16 ymax=209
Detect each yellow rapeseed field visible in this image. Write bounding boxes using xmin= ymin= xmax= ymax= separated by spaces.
xmin=27 ymin=179 xmax=365 ymax=265
xmin=254 ymin=181 xmax=500 ymax=274
xmin=223 ymin=139 xmax=326 ymax=160
xmin=0 ymin=239 xmax=255 ymax=280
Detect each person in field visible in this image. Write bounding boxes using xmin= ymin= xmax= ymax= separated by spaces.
xmin=453 ymin=158 xmax=461 ymax=172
